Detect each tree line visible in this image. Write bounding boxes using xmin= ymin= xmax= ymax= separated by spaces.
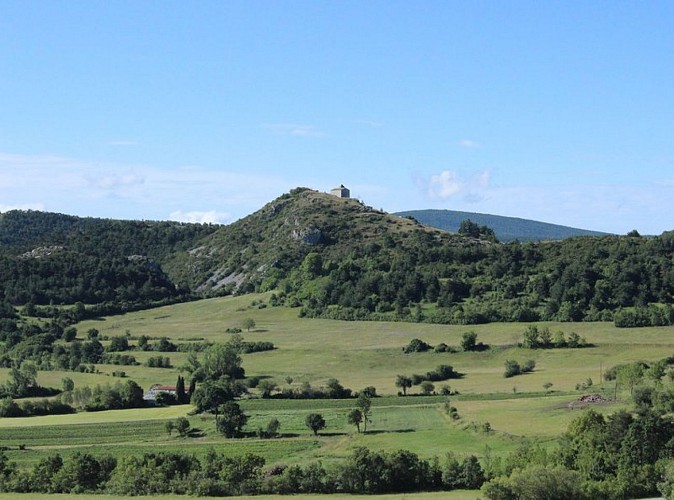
xmin=0 ymin=446 xmax=485 ymax=496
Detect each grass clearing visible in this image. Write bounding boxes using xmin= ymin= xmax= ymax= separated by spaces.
xmin=1 ymin=293 xmax=670 ymax=477
xmin=71 ymin=295 xmax=674 ymax=396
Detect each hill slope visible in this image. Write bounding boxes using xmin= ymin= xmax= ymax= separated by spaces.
xmin=3 ymin=190 xmax=674 ymax=329
xmin=0 ymin=210 xmax=217 ymax=306
xmin=168 ymin=187 xmax=475 ymax=293
xmin=0 ymin=210 xmax=217 ymax=260
xmin=168 ymin=188 xmax=674 ymax=327
xmin=395 ymin=209 xmax=609 ymax=242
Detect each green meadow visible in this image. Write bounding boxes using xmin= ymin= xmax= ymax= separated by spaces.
xmin=0 ymin=293 xmax=668 ymax=476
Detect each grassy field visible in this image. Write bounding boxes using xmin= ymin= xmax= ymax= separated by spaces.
xmin=66 ymin=293 xmax=674 ymax=396
xmin=0 ymin=293 xmax=668 ymax=484
xmin=0 ymin=493 xmax=481 ymax=500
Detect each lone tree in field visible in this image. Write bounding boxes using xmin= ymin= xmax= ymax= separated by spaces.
xmin=191 ymin=378 xmax=246 ymax=422
xmin=504 ymin=360 xmax=521 ymax=378
xmin=460 ymin=331 xmax=478 ymax=351
xmin=395 ymin=374 xmax=413 ymax=396
xmin=347 ymin=408 xmax=363 ymax=433
xmin=356 ymin=392 xmax=372 ymax=433
xmin=305 ymin=413 xmax=326 ymax=436
xmin=264 ymin=417 xmax=281 ymax=438
xmin=175 ymin=417 xmax=190 ymax=437
xmin=257 ymin=379 xmax=277 ymax=398
xmin=217 ymin=401 xmax=248 ymax=438
xmin=421 ymin=381 xmax=435 ymax=395
xmin=242 ymin=318 xmax=256 ymax=332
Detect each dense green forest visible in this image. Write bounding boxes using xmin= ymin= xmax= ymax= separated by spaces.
xmin=1 ymin=190 xmax=674 ymax=330
xmin=0 ymin=210 xmax=216 ymax=258
xmin=285 ymin=230 xmax=674 ymax=327
xmin=0 ymin=210 xmax=217 ymax=307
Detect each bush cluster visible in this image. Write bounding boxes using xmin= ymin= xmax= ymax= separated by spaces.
xmin=503 ymin=359 xmax=536 ymax=378
xmin=145 ymin=356 xmax=172 ymax=368
xmin=274 ymin=379 xmax=353 ymax=400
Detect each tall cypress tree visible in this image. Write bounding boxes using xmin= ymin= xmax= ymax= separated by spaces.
xmin=176 ymin=375 xmax=186 ymax=404
xmin=188 ymin=378 xmax=196 ymax=403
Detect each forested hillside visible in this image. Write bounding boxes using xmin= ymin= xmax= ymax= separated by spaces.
xmin=0 ymin=210 xmax=217 ymax=260
xmin=2 ymin=190 xmax=674 ymax=328
xmin=167 ymin=187 xmax=469 ymax=294
xmin=0 ymin=210 xmax=217 ymax=306
xmin=170 ymin=188 xmax=674 ymax=327
xmin=288 ymin=230 xmax=674 ymax=326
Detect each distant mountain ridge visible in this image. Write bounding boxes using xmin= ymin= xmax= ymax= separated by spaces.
xmin=394 ymin=209 xmax=609 ymax=242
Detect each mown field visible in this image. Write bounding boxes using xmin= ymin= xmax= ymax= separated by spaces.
xmin=0 ymin=293 xmax=667 ymax=489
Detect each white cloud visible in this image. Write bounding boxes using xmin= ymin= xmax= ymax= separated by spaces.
xmin=0 ymin=150 xmax=303 ymax=221
xmin=86 ymin=172 xmax=145 ymax=190
xmin=428 ymin=171 xmax=465 ymax=199
xmin=458 ymin=139 xmax=481 ymax=149
xmin=169 ymin=210 xmax=231 ymax=224
xmin=424 ymin=170 xmax=491 ymax=200
xmin=263 ymin=123 xmax=326 ymax=137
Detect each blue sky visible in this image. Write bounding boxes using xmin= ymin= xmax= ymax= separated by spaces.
xmin=1 ymin=1 xmax=673 ymax=234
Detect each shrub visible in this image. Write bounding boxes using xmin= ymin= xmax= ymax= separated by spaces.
xmin=504 ymin=360 xmax=521 ymax=378
xmin=522 ymin=359 xmax=536 ymax=373
xmin=145 ymin=356 xmax=172 ymax=368
xmin=107 ymin=336 xmax=130 ymax=352
xmin=403 ymin=338 xmax=432 ymax=353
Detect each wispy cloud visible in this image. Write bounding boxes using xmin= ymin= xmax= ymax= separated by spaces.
xmin=169 ymin=210 xmax=231 ymax=224
xmin=263 ymin=123 xmax=326 ymax=137
xmin=0 ymin=151 xmax=302 ymax=222
xmin=85 ymin=172 xmax=145 ymax=191
xmin=427 ymin=171 xmax=466 ymax=199
xmin=457 ymin=139 xmax=481 ymax=149
xmin=422 ymin=169 xmax=491 ymax=200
